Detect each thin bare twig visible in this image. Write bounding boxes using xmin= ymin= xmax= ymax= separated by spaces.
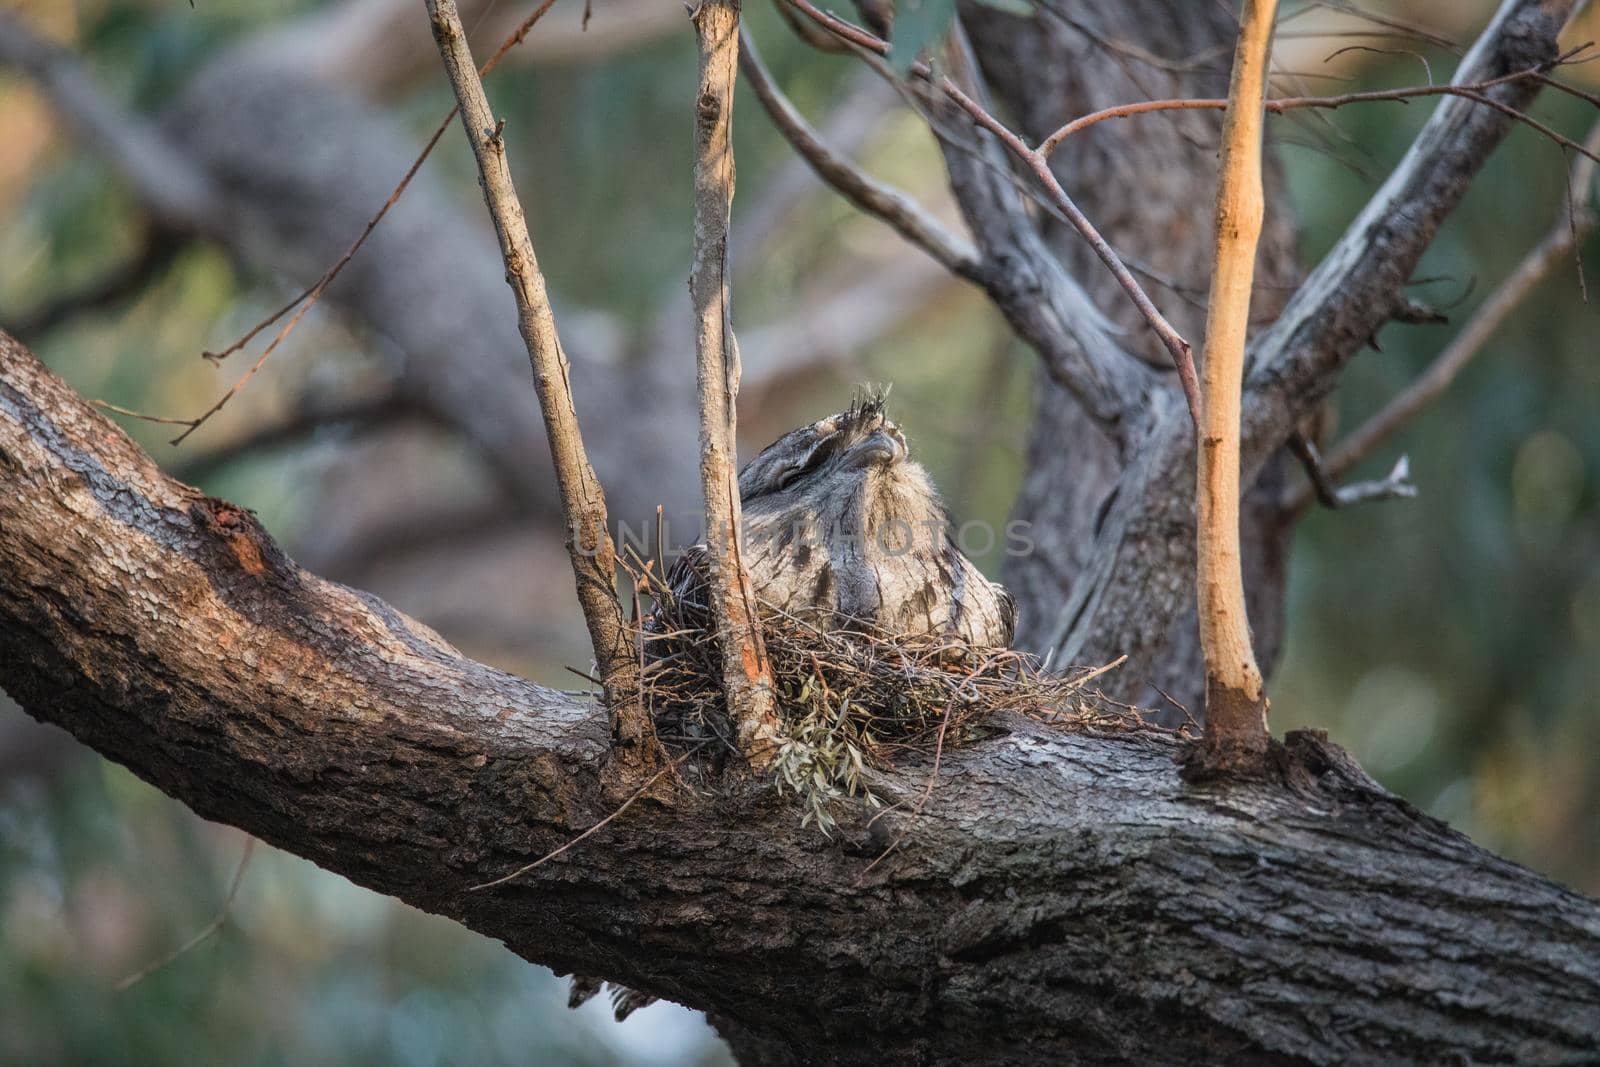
xmin=739 ymin=32 xmax=982 ymax=282
xmin=425 ymin=0 xmax=649 ymax=757
xmin=692 ymin=0 xmax=782 ymax=771
xmin=1286 ymin=116 xmax=1600 ymax=511
xmin=855 ymin=702 xmax=951 ymax=881
xmin=1323 ymin=44 xmax=1434 ymax=87
xmin=171 ymin=391 xmax=430 ymax=483
xmin=467 ymin=750 xmax=699 ymax=892
xmin=116 ymin=837 xmax=256 ymax=991
xmin=204 ymin=0 xmax=560 ymax=368
xmin=1038 ymin=43 xmax=1600 ymax=160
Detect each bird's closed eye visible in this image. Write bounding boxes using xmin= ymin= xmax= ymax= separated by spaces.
xmin=771 ymin=436 xmax=837 ymax=492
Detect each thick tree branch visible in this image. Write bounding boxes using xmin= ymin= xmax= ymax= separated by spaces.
xmin=424 ymin=0 xmax=646 ymax=755
xmin=2 ymin=332 xmax=1597 ymax=1064
xmin=691 ymin=0 xmax=781 ymax=769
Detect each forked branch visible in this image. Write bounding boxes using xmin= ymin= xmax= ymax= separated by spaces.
xmin=1287 ymin=117 xmax=1600 ymax=510
xmin=691 ymin=0 xmax=782 ymax=770
xmin=424 ymin=0 xmax=650 ymax=760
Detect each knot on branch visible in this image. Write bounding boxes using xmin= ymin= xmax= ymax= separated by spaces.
xmin=696 ymin=90 xmax=723 ymax=127
xmin=1178 ymin=726 xmax=1387 ymax=801
xmin=189 ymin=497 xmax=296 ymax=585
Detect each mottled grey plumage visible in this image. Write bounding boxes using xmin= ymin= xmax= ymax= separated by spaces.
xmin=678 ymin=391 xmax=1015 ymax=644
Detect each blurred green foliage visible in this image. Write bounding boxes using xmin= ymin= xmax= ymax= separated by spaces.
xmin=0 ymin=0 xmax=1597 ymax=1063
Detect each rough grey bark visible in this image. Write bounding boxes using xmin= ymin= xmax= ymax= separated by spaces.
xmin=963 ymin=0 xmax=1301 ymax=717
xmin=3 ymin=331 xmax=1598 ymax=1065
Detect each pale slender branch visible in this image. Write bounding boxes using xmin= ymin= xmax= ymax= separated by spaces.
xmin=690 ymin=0 xmax=781 ymax=770
xmin=780 ymin=0 xmax=1203 ymax=431
xmin=424 ymin=0 xmax=649 ymax=759
xmin=739 ymin=32 xmax=983 ymax=282
xmin=1287 ymin=434 xmax=1416 ymax=509
xmin=1192 ymin=0 xmax=1278 ymax=774
xmin=1284 ymin=117 xmax=1600 ymax=511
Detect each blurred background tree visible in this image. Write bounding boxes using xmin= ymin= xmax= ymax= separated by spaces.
xmin=0 ymin=0 xmax=1595 ymax=1062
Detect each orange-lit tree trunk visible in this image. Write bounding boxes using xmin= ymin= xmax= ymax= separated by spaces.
xmin=1194 ymin=0 xmax=1277 ymax=770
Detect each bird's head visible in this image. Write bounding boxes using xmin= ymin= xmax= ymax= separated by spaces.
xmin=738 ymin=389 xmax=912 ymax=504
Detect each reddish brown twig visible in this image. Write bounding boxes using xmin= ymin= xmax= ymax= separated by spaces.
xmin=1037 ymin=43 xmax=1599 ymax=159
xmin=739 ymin=30 xmax=982 ymax=282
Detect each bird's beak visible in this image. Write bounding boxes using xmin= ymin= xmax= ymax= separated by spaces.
xmin=843 ymin=427 xmax=904 ymax=469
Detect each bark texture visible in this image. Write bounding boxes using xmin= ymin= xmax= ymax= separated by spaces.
xmin=967 ymin=0 xmax=1302 ymax=718
xmin=1195 ymin=0 xmax=1276 ymax=760
xmin=966 ymin=0 xmax=1568 ymax=720
xmin=3 ymin=331 xmax=1598 ymax=1064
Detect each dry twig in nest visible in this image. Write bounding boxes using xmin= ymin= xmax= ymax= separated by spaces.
xmin=624 ymin=555 xmax=1137 ymax=833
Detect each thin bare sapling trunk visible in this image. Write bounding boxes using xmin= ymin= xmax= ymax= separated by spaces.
xmin=424 ymin=0 xmax=653 ymax=762
xmin=690 ymin=0 xmax=782 ymax=769
xmin=1194 ymin=0 xmax=1277 ymax=771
